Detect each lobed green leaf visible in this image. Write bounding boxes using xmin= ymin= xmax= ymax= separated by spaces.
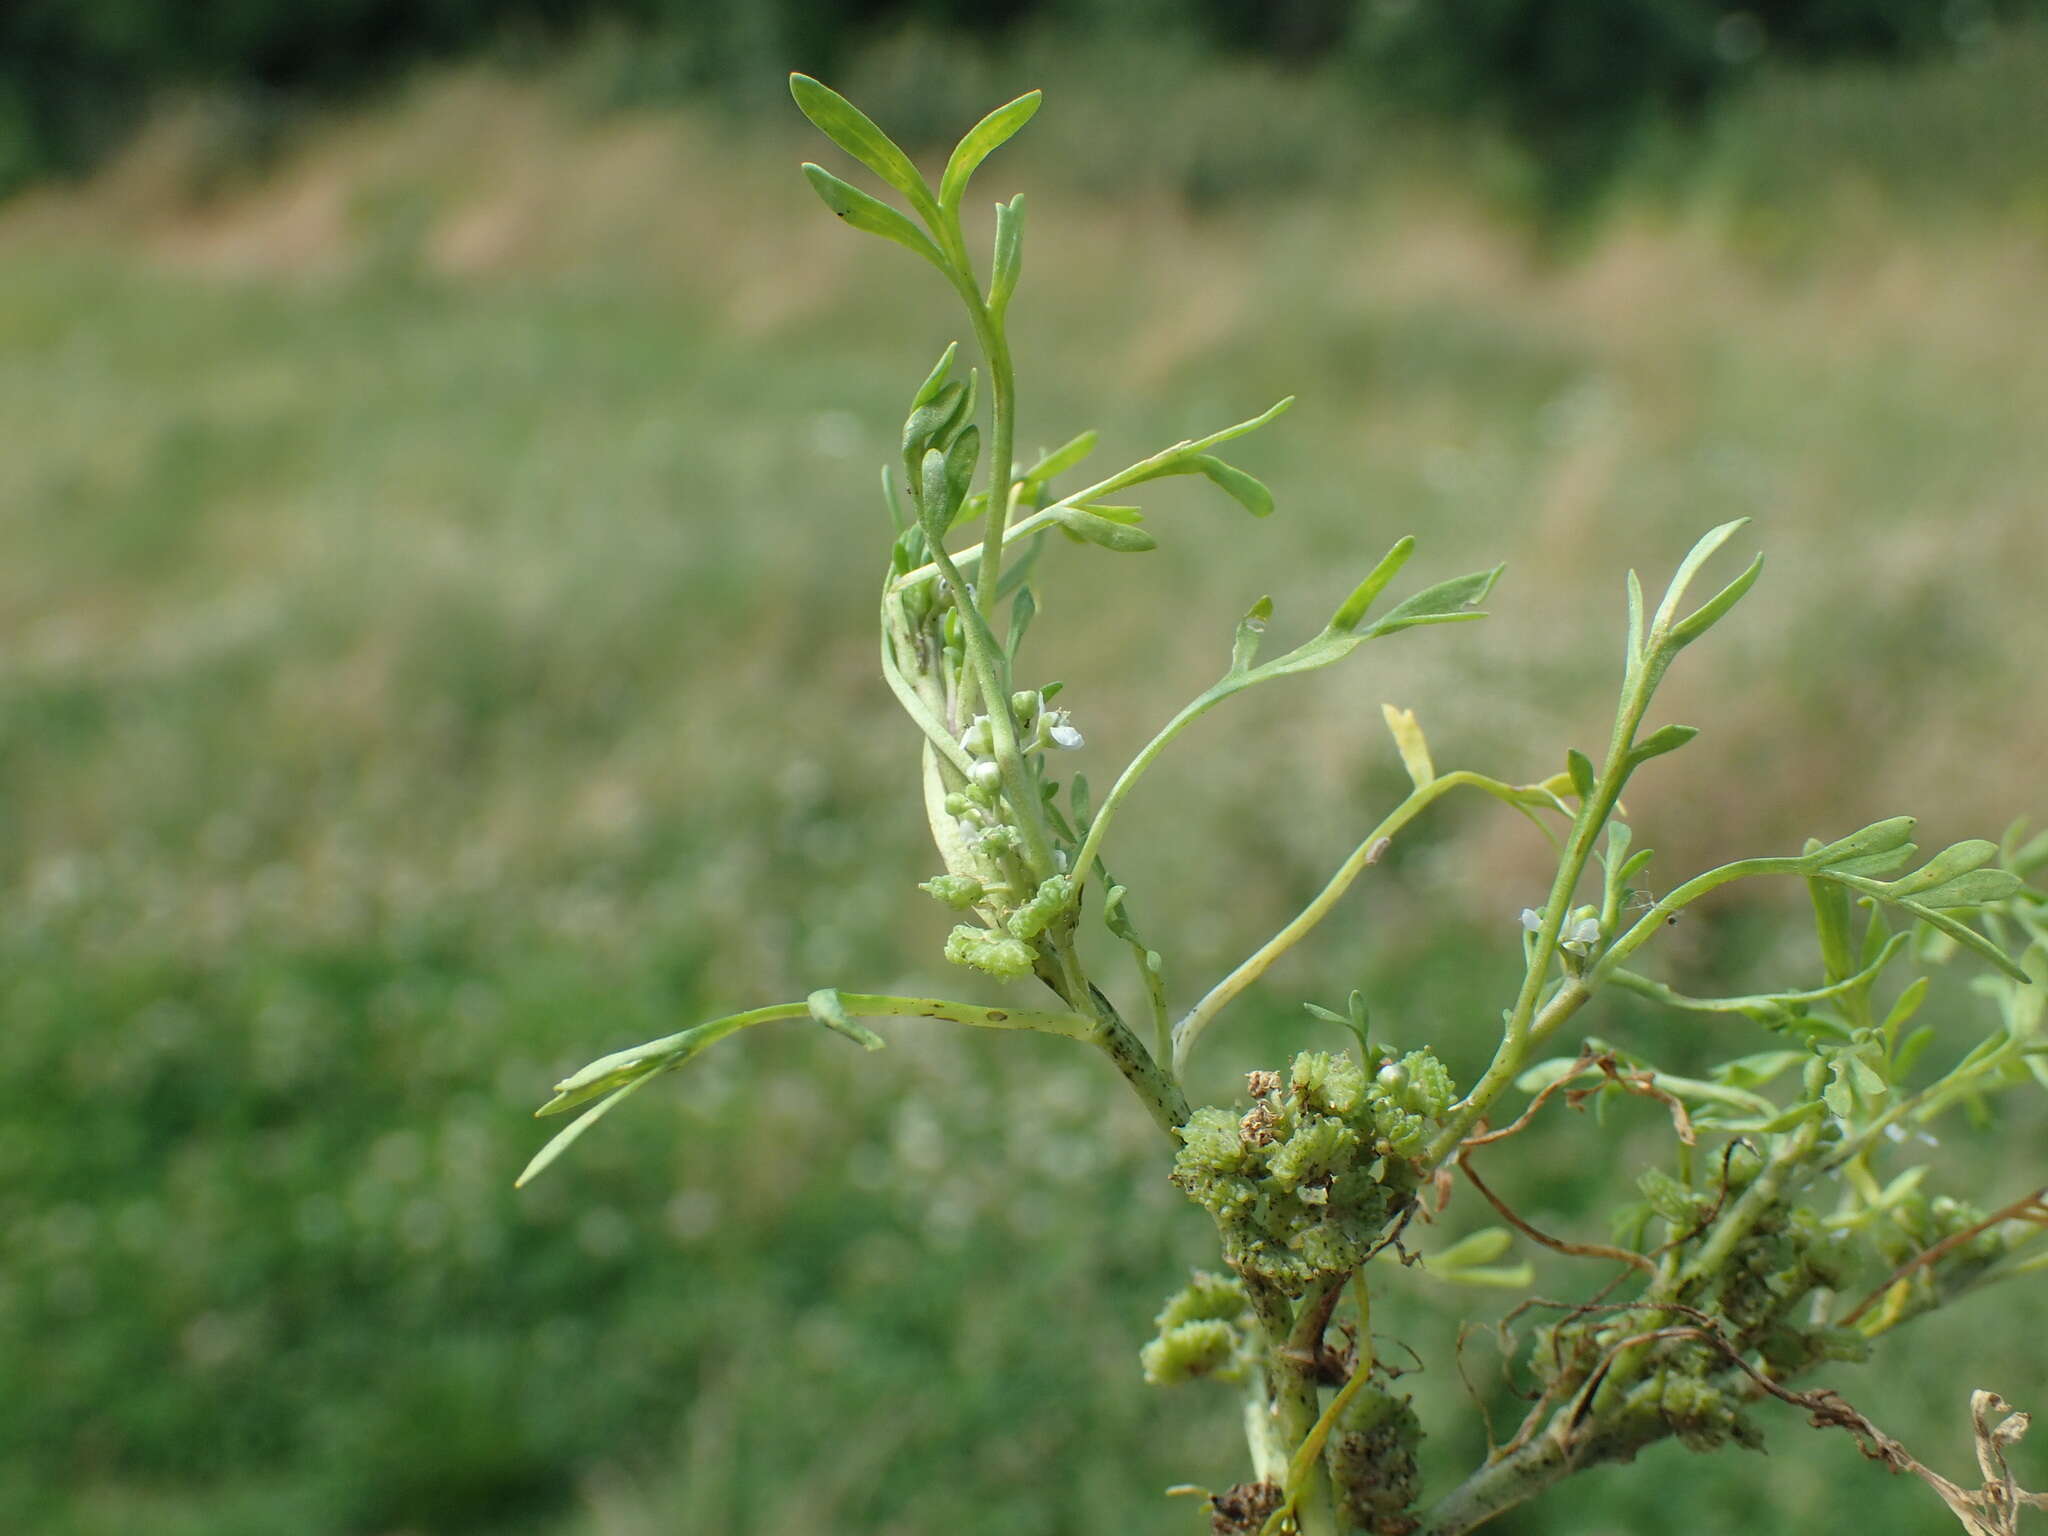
xmin=1365 ymin=564 xmax=1504 ymax=637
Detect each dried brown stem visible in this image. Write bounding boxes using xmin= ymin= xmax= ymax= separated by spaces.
xmin=1458 ymin=1152 xmax=1657 ymax=1276
xmin=1840 ymin=1188 xmax=2048 ymax=1327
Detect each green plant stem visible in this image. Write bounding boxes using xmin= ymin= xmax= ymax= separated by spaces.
xmin=887 ymin=398 xmax=1293 ymax=593
xmin=955 ymin=274 xmax=1018 ymax=610
xmin=1416 ymin=1435 xmax=1574 ymax=1536
xmin=1044 ymin=932 xmax=1189 ymax=1134
xmin=1173 ymin=771 xmax=1538 ymax=1074
xmin=1245 ymin=1274 xmax=1341 ymax=1536
xmin=923 ymin=535 xmax=1058 ymax=880
xmin=1262 ymin=1273 xmax=1377 ymax=1536
xmin=881 ymin=594 xmax=977 ymax=775
xmin=1424 ymin=629 xmax=1672 ymax=1163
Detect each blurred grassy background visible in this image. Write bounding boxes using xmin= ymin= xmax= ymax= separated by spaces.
xmin=4 ymin=12 xmax=2048 ymax=1535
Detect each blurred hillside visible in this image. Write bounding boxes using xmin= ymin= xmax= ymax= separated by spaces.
xmin=8 ymin=0 xmax=2047 ymax=206
xmin=3 ymin=19 xmax=2047 ymax=1536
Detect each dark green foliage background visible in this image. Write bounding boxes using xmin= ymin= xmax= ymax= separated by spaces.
xmin=7 ymin=0 xmax=2046 ymax=197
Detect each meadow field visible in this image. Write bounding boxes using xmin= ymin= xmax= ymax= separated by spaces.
xmin=4 ymin=29 xmax=2046 ymax=1534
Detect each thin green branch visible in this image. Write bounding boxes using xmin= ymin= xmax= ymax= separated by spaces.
xmin=887 ymin=398 xmax=1294 ymax=592
xmin=1174 ymin=771 xmax=1551 ymax=1074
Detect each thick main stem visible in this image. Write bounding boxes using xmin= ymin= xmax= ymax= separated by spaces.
xmin=1246 ymin=1274 xmax=1342 ymax=1536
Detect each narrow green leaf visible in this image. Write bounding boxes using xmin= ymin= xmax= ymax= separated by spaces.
xmin=1430 ymin=1262 xmax=1537 ymax=1289
xmin=516 ymin=1076 xmax=652 ymax=1187
xmin=1894 ymin=1024 xmax=1937 ymax=1078
xmin=790 ymin=75 xmax=936 ymax=216
xmin=1070 ymin=773 xmax=1093 ymax=830
xmin=1810 ymin=816 xmax=1918 ymax=867
xmin=903 ymin=380 xmax=964 ymax=470
xmin=1828 ymin=845 xmax=1919 ymax=879
xmin=1102 ymin=884 xmax=1140 ymax=944
xmin=1618 ymin=847 xmax=1657 ymax=884
xmin=943 ymin=423 xmax=981 ymax=507
xmin=802 ymin=163 xmax=948 ymax=272
xmin=1822 ymin=1064 xmax=1855 ymax=1118
xmin=911 ymin=342 xmax=959 ymax=408
xmin=1624 ymin=568 xmax=1645 ymax=670
xmin=1896 ymin=899 xmax=2028 ymax=981
xmin=1231 ymin=596 xmax=1274 ymax=673
xmin=1711 ymin=1049 xmax=1808 ymax=1090
xmin=1326 ymin=537 xmax=1416 ymax=634
xmin=1188 ymin=454 xmax=1274 ymax=517
xmin=1365 ymin=564 xmax=1504 ymax=637
xmin=1652 ymin=518 xmax=1749 ymax=635
xmin=1630 ymin=724 xmax=1699 ymax=765
xmin=1666 ymin=552 xmax=1764 ymax=650
xmin=918 ymin=448 xmax=952 ymax=539
xmin=880 ymin=465 xmax=907 ymax=533
xmin=1428 ymin=1227 xmax=1514 ymax=1269
xmin=1884 ymin=976 xmax=1931 ymax=1035
xmin=1747 ymin=1099 xmax=1829 ymax=1134
xmin=1052 ymin=505 xmax=1158 ymax=551
xmin=1006 ymin=585 xmax=1036 ymax=661
xmin=1912 ymin=869 xmax=2024 ymax=910
xmin=1887 ymin=839 xmax=2000 ymax=898
xmin=1021 ymin=430 xmax=1098 ymax=490
xmin=808 ymin=988 xmax=887 ymax=1051
xmin=989 ymin=195 xmax=1024 ymax=318
xmin=540 ymin=1029 xmax=693 ymax=1113
xmin=1566 ymin=749 xmax=1596 ymax=802
xmin=939 ymin=89 xmax=1042 ymax=212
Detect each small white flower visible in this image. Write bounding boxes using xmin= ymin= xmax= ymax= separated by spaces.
xmin=1519 ymin=908 xmax=1544 ymax=933
xmin=1883 ymin=1124 xmax=1939 ymax=1147
xmin=1045 ymin=710 xmax=1084 ymax=750
xmin=1560 ymin=916 xmax=1605 ymax=955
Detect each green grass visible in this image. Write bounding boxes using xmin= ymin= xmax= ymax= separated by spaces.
xmin=4 ymin=32 xmax=2047 ymax=1535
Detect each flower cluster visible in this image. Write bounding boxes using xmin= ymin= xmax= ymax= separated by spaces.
xmin=1328 ymin=1377 xmax=1424 ymax=1534
xmin=1139 ymin=1270 xmax=1254 ymax=1386
xmin=1170 ymin=1050 xmax=1456 ymax=1293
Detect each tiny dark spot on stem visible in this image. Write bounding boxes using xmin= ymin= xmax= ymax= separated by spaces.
xmin=986 ymin=1010 xmax=1008 ymax=1021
